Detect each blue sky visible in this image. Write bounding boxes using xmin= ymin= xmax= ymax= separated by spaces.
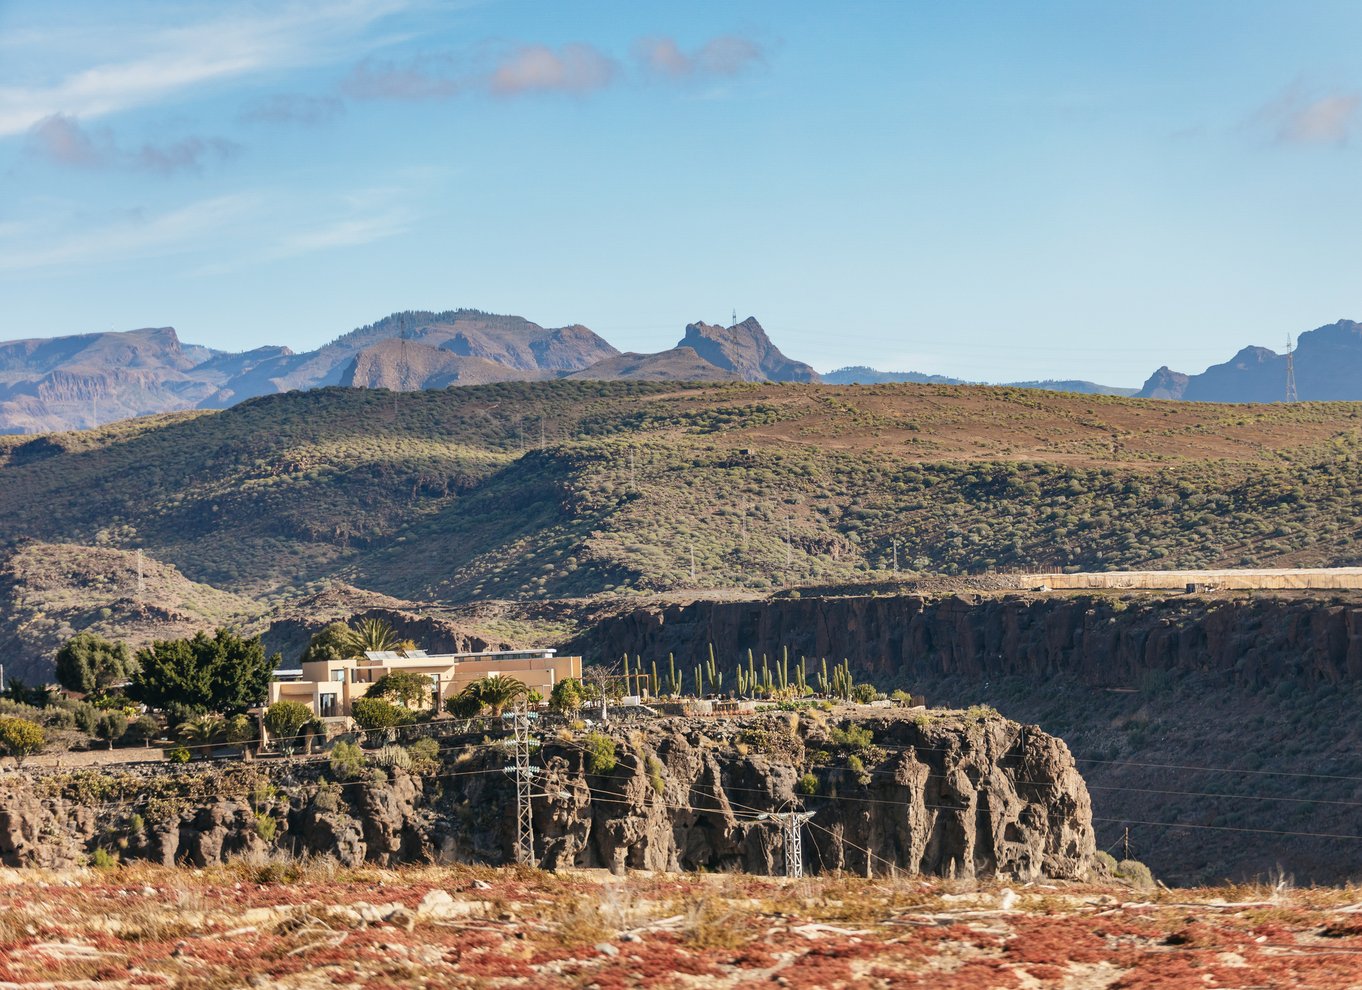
xmin=2 ymin=0 xmax=1361 ymax=386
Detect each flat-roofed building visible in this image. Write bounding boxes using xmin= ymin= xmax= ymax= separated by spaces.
xmin=267 ymin=648 xmax=581 ymax=720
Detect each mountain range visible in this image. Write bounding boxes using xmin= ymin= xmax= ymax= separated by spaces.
xmin=0 ymin=311 xmax=816 ymax=434
xmin=2 ymin=312 xmax=1359 ymax=434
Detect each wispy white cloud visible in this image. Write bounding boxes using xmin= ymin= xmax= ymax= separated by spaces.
xmin=273 ymin=211 xmax=413 ymax=256
xmin=342 ymin=53 xmax=465 ymax=100
xmin=26 ymin=113 xmax=239 ymax=173
xmin=0 ymin=193 xmax=262 ymax=272
xmin=1251 ymin=81 xmax=1361 ymax=147
xmin=0 ymin=0 xmax=411 ymax=137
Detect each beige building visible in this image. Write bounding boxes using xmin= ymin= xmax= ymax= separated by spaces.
xmin=268 ymin=648 xmax=582 ymax=720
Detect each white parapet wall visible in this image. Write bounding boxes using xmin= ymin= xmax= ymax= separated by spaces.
xmin=1014 ymin=568 xmax=1362 ymax=591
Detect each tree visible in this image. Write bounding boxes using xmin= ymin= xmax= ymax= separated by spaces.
xmin=344 ymin=618 xmax=400 ymax=656
xmin=55 ymin=632 xmax=136 ymax=695
xmin=350 ymin=697 xmax=412 ymax=735
xmin=299 ymin=622 xmax=355 ymax=664
xmin=369 ymin=671 xmax=435 ymax=710
xmin=462 ymin=676 xmax=527 ymax=717
xmin=130 ymin=629 xmax=273 ymax=715
xmin=125 ymin=715 xmax=161 ymax=748
xmin=93 ymin=712 xmax=128 ymax=749
xmin=0 ymin=716 xmax=44 ymax=765
xmin=178 ymin=714 xmax=225 ymax=754
xmin=443 ymin=692 xmax=483 ymax=719
xmin=264 ymin=701 xmax=314 ymax=754
xmin=548 ymin=678 xmax=584 ymax=715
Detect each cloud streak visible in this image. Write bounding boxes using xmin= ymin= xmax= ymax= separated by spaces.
xmin=1252 ymin=82 xmax=1361 ymax=147
xmin=634 ymin=36 xmax=764 ymax=79
xmin=342 ymin=34 xmax=763 ymax=102
xmin=26 ymin=114 xmax=238 ymax=174
xmin=239 ymin=93 xmax=345 ymax=126
xmin=0 ymin=0 xmax=410 ymax=137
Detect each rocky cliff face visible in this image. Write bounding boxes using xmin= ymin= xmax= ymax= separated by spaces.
xmin=569 ymin=591 xmax=1362 ymax=690
xmin=0 ymin=711 xmax=1093 ymax=881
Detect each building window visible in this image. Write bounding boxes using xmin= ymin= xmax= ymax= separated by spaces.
xmin=319 ymin=693 xmax=337 ymax=718
xmin=332 ymin=670 xmax=345 ymax=682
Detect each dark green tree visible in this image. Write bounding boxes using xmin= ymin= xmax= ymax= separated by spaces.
xmin=299 ymin=622 xmax=356 ymax=664
xmin=130 ymin=629 xmax=274 ymax=715
xmin=54 ymin=632 xmax=136 ymax=694
xmin=368 ymin=671 xmax=436 ymax=710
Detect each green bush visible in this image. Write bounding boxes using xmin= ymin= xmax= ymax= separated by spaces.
xmin=827 ymin=724 xmax=874 ymax=750
xmin=89 ymin=847 xmax=119 ymax=869
xmin=797 ymin=772 xmax=818 ymax=796
xmin=1116 ymin=858 xmax=1155 ymax=888
xmin=93 ymin=712 xmax=128 ymax=749
xmin=0 ymin=716 xmax=45 ymax=764
xmin=351 ymin=697 xmax=414 ymax=732
xmin=264 ymin=701 xmax=314 ymax=752
xmin=583 ymin=732 xmax=618 ymax=775
xmin=372 ymin=744 xmax=413 ymax=771
xmin=165 ymin=744 xmax=191 ymax=764
xmin=254 ymin=813 xmax=279 ymax=843
xmin=329 ymin=740 xmax=365 ymax=780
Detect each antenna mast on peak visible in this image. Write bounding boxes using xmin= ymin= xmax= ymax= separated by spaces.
xmin=732 ymin=308 xmax=737 ymax=328
xmin=1285 ymin=335 xmax=1298 ymax=403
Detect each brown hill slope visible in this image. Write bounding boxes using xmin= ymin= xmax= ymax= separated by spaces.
xmin=0 ymin=541 xmax=261 ymax=683
xmin=566 ymin=346 xmax=742 ymax=381
xmin=678 ymin=317 xmax=820 ymax=382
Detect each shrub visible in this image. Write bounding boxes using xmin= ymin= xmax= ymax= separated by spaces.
xmin=165 ymin=744 xmax=191 ymax=764
xmin=583 ymin=732 xmax=618 ymax=775
xmin=368 ymin=671 xmax=435 ymax=710
xmin=351 ymin=697 xmax=413 ymax=733
xmin=443 ymin=692 xmax=484 ymax=720
xmin=646 ymin=755 xmax=665 ymax=795
xmin=329 ymin=740 xmax=365 ymax=780
xmin=549 ymin=678 xmax=584 ymax=715
xmin=372 ymin=744 xmax=414 ymax=771
xmin=797 ymin=772 xmax=818 ymax=796
xmin=407 ymin=736 xmax=441 ymax=774
xmin=1116 ymin=858 xmax=1155 ymax=889
xmin=828 ymin=724 xmax=874 ymax=750
xmin=846 ymin=753 xmax=870 ymax=784
xmin=89 ymin=847 xmax=119 ymax=869
xmin=254 ymin=813 xmax=279 ymax=842
xmin=0 ymin=716 xmax=45 ymax=765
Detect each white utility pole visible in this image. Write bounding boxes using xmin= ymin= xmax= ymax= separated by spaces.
xmin=136 ymin=549 xmax=145 ymax=597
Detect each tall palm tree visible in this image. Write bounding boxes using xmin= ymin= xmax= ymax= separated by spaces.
xmin=345 ymin=618 xmax=400 ymax=656
xmin=464 ymin=676 xmax=528 ymax=717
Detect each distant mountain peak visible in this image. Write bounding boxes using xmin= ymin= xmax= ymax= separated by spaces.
xmin=678 ymin=317 xmax=819 ymax=383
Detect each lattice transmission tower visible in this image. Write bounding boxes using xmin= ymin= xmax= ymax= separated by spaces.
xmin=1285 ymin=335 xmax=1298 ymax=403
xmin=502 ymin=699 xmax=539 ymax=866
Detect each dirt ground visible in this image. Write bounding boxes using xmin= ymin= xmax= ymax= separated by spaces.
xmin=3 ymin=863 xmax=1362 ymax=989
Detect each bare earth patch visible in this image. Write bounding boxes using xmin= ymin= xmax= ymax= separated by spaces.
xmin=3 ymin=865 xmax=1362 ymax=988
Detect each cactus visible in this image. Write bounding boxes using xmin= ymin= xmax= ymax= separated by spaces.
xmin=695 ymin=664 xmax=703 ymax=697
xmin=650 ymin=660 xmax=659 ymax=697
xmin=622 ymin=653 xmax=631 ymax=694
xmin=817 ymin=658 xmax=830 ymax=695
xmin=778 ymin=648 xmax=789 ymax=694
xmin=797 ymin=656 xmax=808 ymax=694
xmin=736 ymin=667 xmax=748 ymax=696
xmin=667 ymin=653 xmax=682 ymax=696
xmin=705 ymin=645 xmax=719 ymax=697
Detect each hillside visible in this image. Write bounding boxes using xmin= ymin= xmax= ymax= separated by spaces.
xmin=0 ymin=541 xmax=261 ymax=683
xmin=4 ymin=380 xmax=1362 ymax=607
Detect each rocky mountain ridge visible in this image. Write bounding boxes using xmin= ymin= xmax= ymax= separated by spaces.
xmin=0 ymin=311 xmax=815 ymax=433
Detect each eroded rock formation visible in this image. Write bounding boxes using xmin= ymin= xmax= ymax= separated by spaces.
xmin=0 ymin=711 xmax=1093 ymax=880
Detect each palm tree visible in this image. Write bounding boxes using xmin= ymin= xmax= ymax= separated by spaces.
xmin=463 ymin=676 xmax=528 ymax=717
xmin=344 ymin=618 xmax=400 ymax=656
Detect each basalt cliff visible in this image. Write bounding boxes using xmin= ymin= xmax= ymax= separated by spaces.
xmin=0 ymin=711 xmax=1094 ymax=881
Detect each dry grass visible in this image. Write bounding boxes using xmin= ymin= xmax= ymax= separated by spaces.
xmin=5 ymin=864 xmax=1362 ymax=988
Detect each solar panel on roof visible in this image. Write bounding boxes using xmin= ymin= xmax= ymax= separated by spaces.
xmin=406 ymin=650 xmax=428 ymax=657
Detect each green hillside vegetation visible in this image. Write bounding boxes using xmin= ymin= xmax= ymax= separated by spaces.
xmin=3 ymin=380 xmax=1362 ymax=605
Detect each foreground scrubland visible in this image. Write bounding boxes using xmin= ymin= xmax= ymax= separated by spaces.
xmin=4 ymin=864 xmax=1362 ymax=989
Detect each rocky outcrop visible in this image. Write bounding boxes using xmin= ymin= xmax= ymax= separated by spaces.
xmin=0 ymin=711 xmax=1093 ymax=881
xmin=569 ymin=592 xmax=1362 ymax=690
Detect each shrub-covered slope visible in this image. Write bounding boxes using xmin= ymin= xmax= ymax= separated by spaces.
xmin=3 ymin=380 xmax=1362 ymax=602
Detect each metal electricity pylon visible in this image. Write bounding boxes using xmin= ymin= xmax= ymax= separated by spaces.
xmin=502 ymin=699 xmax=539 ymax=867
xmin=759 ymin=810 xmax=814 ymax=878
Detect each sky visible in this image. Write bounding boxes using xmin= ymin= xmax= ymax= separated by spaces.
xmin=2 ymin=0 xmax=1362 ymax=386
